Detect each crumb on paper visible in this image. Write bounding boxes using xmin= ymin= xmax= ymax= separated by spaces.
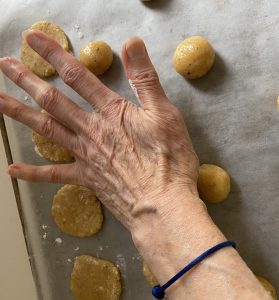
xmin=74 ymin=247 xmax=80 ymax=251
xmin=23 ymin=95 xmax=32 ymax=105
xmin=42 ymin=232 xmax=47 ymax=240
xmin=74 ymin=23 xmax=80 ymax=31
xmin=78 ymin=31 xmax=84 ymax=39
xmin=42 ymin=224 xmax=47 ymax=230
xmin=116 ymin=254 xmax=126 ymax=272
xmin=55 ymin=237 xmax=63 ymax=244
xmin=98 ymin=245 xmax=103 ymax=251
xmin=67 ymin=258 xmax=72 ymax=263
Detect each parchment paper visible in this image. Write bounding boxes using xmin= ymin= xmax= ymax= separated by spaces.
xmin=0 ymin=0 xmax=278 ymax=299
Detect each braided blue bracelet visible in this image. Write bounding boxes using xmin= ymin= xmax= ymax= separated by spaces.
xmin=152 ymin=240 xmax=236 ymax=299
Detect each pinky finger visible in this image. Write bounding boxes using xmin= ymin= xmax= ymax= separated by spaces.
xmin=8 ymin=162 xmax=80 ymax=185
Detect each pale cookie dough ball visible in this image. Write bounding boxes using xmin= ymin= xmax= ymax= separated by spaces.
xmin=32 ymin=110 xmax=73 ymax=162
xmin=52 ymin=185 xmax=103 ymax=237
xmin=21 ymin=21 xmax=69 ymax=77
xmin=173 ymin=36 xmax=215 ymax=79
xmin=142 ymin=261 xmax=159 ymax=286
xmin=257 ymin=276 xmax=277 ymax=300
xmin=71 ymin=255 xmax=122 ymax=300
xmin=79 ymin=41 xmax=113 ymax=75
xmin=197 ymin=164 xmax=231 ymax=203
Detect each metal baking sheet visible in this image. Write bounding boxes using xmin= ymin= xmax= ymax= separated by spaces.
xmin=1 ymin=0 xmax=278 ymax=299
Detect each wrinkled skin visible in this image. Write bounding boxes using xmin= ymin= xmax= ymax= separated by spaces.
xmin=0 ymin=31 xmax=199 ymax=229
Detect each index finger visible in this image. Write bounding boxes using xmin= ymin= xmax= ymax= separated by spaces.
xmin=24 ymin=30 xmax=118 ymax=110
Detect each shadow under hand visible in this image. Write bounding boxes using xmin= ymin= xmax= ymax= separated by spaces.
xmin=208 ymin=181 xmax=271 ymax=277
xmin=142 ymin=0 xmax=173 ymax=10
xmin=187 ymin=52 xmax=228 ymax=95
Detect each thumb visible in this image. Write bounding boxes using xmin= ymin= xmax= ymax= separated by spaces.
xmin=122 ymin=37 xmax=169 ymax=111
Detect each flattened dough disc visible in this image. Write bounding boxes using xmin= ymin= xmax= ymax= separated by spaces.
xmin=32 ymin=130 xmax=73 ymax=162
xmin=71 ymin=255 xmax=122 ymax=300
xmin=52 ymin=185 xmax=103 ymax=237
xmin=21 ymin=20 xmax=69 ymax=77
xmin=32 ymin=110 xmax=73 ymax=162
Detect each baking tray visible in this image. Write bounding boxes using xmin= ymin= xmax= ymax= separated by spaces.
xmin=1 ymin=0 xmax=278 ymax=299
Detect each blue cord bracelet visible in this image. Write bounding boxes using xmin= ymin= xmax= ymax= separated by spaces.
xmin=152 ymin=240 xmax=236 ymax=299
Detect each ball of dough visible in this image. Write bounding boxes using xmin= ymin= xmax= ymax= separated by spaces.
xmin=142 ymin=261 xmax=159 ymax=286
xmin=21 ymin=21 xmax=69 ymax=77
xmin=197 ymin=164 xmax=231 ymax=203
xmin=173 ymin=36 xmax=215 ymax=79
xmin=52 ymin=185 xmax=103 ymax=237
xmin=257 ymin=276 xmax=277 ymax=300
xmin=71 ymin=255 xmax=122 ymax=300
xmin=79 ymin=41 xmax=113 ymax=75
xmin=32 ymin=110 xmax=73 ymax=162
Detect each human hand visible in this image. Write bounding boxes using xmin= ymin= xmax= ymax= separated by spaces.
xmin=1 ymin=32 xmax=269 ymax=300
xmin=0 ymin=31 xmax=199 ymax=229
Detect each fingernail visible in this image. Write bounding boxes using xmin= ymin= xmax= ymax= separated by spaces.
xmin=8 ymin=164 xmax=19 ymax=176
xmin=126 ymin=38 xmax=146 ymax=60
xmin=23 ymin=29 xmax=39 ymax=45
xmin=21 ymin=29 xmax=29 ymax=40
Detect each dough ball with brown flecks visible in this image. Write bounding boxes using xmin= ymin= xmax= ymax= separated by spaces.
xmin=21 ymin=20 xmax=69 ymax=77
xmin=79 ymin=41 xmax=113 ymax=75
xmin=197 ymin=164 xmax=231 ymax=203
xmin=173 ymin=36 xmax=215 ymax=79
xmin=52 ymin=185 xmax=103 ymax=237
xmin=71 ymin=255 xmax=122 ymax=300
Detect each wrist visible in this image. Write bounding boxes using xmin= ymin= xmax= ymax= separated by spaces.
xmin=130 ymin=190 xmax=269 ymax=300
xmin=130 ymin=190 xmax=225 ymax=283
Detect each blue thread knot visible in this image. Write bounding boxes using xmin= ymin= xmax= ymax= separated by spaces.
xmin=152 ymin=285 xmax=165 ymax=299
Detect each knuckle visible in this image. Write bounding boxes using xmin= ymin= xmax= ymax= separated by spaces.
xmin=61 ymin=62 xmax=84 ymax=86
xmin=74 ymin=138 xmax=87 ymax=157
xmin=154 ymin=105 xmax=182 ymax=131
xmin=38 ymin=86 xmax=59 ymax=111
xmin=48 ymin=166 xmax=60 ymax=183
xmin=10 ymin=103 xmax=24 ymax=120
xmin=40 ymin=43 xmax=59 ymax=62
xmin=13 ymin=68 xmax=29 ymax=85
xmin=40 ymin=116 xmax=55 ymax=139
xmin=133 ymin=68 xmax=159 ymax=86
